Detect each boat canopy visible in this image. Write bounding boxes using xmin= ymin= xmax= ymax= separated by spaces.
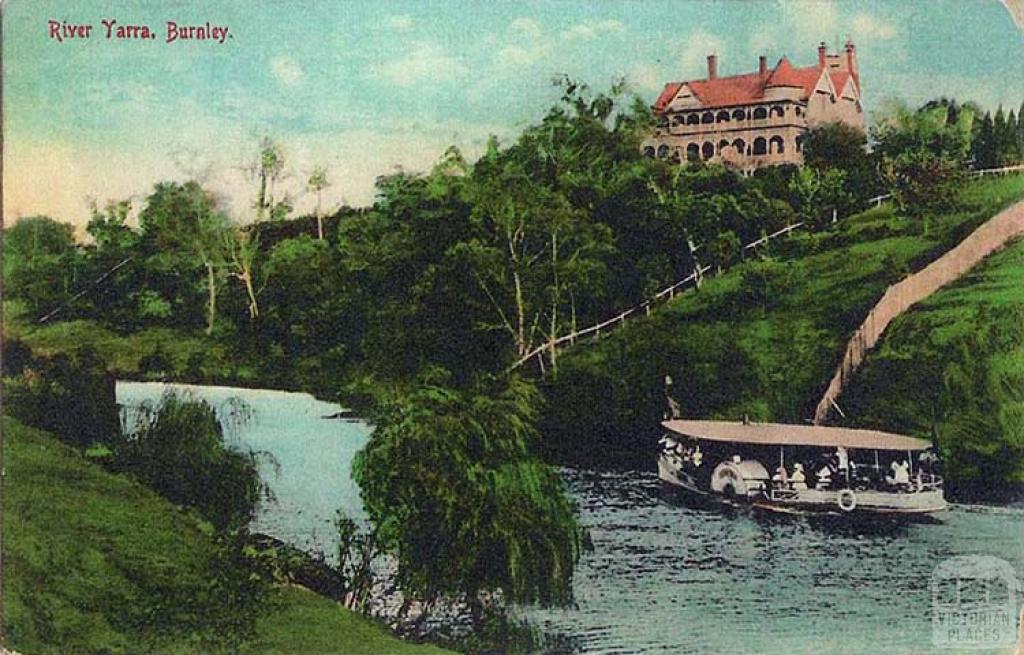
xmin=662 ymin=420 xmax=931 ymax=452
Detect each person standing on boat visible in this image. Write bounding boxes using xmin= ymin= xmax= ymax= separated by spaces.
xmin=791 ymin=463 xmax=807 ymax=490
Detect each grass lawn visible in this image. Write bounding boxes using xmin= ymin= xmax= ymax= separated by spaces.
xmin=4 ymin=302 xmax=259 ymax=385
xmin=1 ymin=417 xmax=454 ymax=654
xmin=840 ymin=237 xmax=1024 ymax=492
xmin=540 ymin=174 xmax=1024 ymax=470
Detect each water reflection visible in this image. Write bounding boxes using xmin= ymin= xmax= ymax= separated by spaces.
xmin=524 ymin=467 xmax=1024 ymax=655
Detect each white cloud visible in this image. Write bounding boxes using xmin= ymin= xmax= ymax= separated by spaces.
xmin=561 ymin=19 xmax=625 ymax=42
xmin=627 ymin=63 xmax=665 ymax=93
xmin=376 ymin=42 xmax=467 ymax=87
xmin=387 ymin=14 xmax=413 ymax=31
xmin=495 ymin=17 xmax=549 ymax=67
xmin=850 ymin=13 xmax=897 ymax=41
xmin=509 ymin=17 xmax=542 ymax=40
xmin=679 ymin=31 xmax=726 ymax=77
xmin=270 ymin=56 xmax=304 ymax=86
xmin=779 ymin=0 xmax=839 ymax=47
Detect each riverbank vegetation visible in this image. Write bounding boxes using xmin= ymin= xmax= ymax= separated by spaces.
xmin=5 ymin=81 xmax=1024 ymax=649
xmin=2 ymin=417 xmax=451 ymax=654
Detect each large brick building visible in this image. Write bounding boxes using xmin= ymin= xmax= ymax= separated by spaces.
xmin=642 ymin=41 xmax=865 ymax=173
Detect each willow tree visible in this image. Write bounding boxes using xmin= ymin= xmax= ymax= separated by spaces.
xmin=353 ymin=373 xmax=583 ymax=627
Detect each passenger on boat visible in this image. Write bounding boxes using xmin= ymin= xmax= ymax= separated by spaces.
xmin=885 ymin=460 xmax=910 ymax=488
xmin=731 ymin=454 xmax=742 ymax=464
xmin=791 ymin=463 xmax=807 ymax=490
xmin=772 ymin=465 xmax=788 ymax=487
xmin=815 ymin=463 xmax=833 ymax=489
xmin=692 ymin=446 xmax=704 ymax=467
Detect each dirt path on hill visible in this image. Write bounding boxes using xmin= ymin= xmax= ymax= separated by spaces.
xmin=813 ymin=201 xmax=1024 ymax=424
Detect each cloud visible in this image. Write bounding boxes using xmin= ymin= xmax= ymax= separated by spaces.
xmin=627 ymin=63 xmax=665 ymax=94
xmin=779 ymin=0 xmax=839 ymax=46
xmin=495 ymin=17 xmax=549 ymax=67
xmin=850 ymin=13 xmax=897 ymax=41
xmin=270 ymin=56 xmax=304 ymax=86
xmin=387 ymin=14 xmax=413 ymax=31
xmin=678 ymin=31 xmax=726 ymax=77
xmin=561 ymin=19 xmax=625 ymax=42
xmin=509 ymin=17 xmax=542 ymax=40
xmin=376 ymin=42 xmax=467 ymax=87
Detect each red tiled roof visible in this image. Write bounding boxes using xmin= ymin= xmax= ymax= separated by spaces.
xmin=688 ymin=72 xmax=767 ymax=107
xmin=653 ymin=56 xmax=857 ymax=112
xmin=653 ymin=83 xmax=683 ymax=112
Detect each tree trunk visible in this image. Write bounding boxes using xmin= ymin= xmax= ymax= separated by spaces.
xmin=513 ymin=270 xmax=526 ymax=357
xmin=240 ymin=269 xmax=259 ymax=319
xmin=205 ymin=262 xmax=217 ymax=335
xmin=316 ymin=189 xmax=324 ymax=240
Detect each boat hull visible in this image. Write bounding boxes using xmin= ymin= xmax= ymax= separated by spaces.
xmin=658 ymin=455 xmax=947 ymax=516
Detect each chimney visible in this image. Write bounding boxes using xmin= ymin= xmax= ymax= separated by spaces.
xmin=707 ymin=54 xmax=717 ymax=80
xmin=759 ymin=55 xmax=767 ymax=77
xmin=845 ymin=39 xmax=858 ymax=76
xmin=817 ymin=41 xmax=827 ymax=68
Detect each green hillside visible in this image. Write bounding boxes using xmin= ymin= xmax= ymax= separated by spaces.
xmin=539 ymin=175 xmax=1024 ymax=488
xmin=1 ymin=417 xmax=452 ymax=655
xmin=841 ymin=237 xmax=1024 ymax=496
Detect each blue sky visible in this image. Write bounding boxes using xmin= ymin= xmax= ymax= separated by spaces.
xmin=5 ymin=0 xmax=1024 ymax=229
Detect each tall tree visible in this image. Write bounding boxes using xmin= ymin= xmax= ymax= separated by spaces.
xmin=307 ymin=165 xmax=330 ymax=240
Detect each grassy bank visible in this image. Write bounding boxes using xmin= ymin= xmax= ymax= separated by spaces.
xmin=539 ymin=175 xmax=1024 ymax=474
xmin=1 ymin=417 xmax=453 ymax=654
xmin=840 ymin=237 xmax=1024 ymax=497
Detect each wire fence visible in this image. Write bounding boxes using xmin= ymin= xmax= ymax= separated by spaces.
xmin=512 ymin=163 xmax=1024 ymax=373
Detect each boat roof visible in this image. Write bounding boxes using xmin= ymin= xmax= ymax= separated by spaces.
xmin=662 ymin=420 xmax=931 ymax=451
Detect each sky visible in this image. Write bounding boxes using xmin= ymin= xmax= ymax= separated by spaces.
xmin=4 ymin=0 xmax=1024 ymax=232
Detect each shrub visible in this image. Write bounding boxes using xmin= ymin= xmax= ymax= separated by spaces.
xmin=115 ymin=393 xmax=264 ymax=531
xmin=2 ymin=347 xmax=119 ymax=448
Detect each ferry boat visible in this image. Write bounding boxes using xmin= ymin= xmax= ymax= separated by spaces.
xmin=657 ymin=420 xmax=947 ymax=515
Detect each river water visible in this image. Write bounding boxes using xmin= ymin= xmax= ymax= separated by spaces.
xmin=116 ymin=382 xmax=1024 ymax=654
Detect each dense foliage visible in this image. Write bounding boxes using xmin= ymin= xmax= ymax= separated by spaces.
xmin=354 ymin=373 xmax=582 ymax=625
xmin=114 ymin=393 xmax=265 ymax=531
xmin=5 ymin=84 xmax=1024 ymax=622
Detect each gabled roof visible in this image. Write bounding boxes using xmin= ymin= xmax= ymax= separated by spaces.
xmin=653 ymin=83 xmax=683 ymax=112
xmin=653 ymin=55 xmax=858 ymax=112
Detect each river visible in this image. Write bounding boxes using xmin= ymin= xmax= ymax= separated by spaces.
xmin=117 ymin=382 xmax=1024 ymax=654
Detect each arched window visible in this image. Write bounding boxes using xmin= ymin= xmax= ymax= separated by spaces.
xmin=795 ymin=106 xmax=804 ymax=117
xmin=701 ymin=111 xmax=715 ymax=124
xmin=770 ymin=136 xmax=785 ymax=154
xmin=716 ymin=110 xmax=730 ymax=123
xmin=686 ymin=143 xmax=700 ymax=160
xmin=702 ymin=142 xmax=715 ymax=159
xmin=732 ymin=138 xmax=746 ymax=155
xmin=753 ymin=107 xmax=768 ymax=120
xmin=657 ymin=144 xmax=670 ymax=159
xmin=687 ymin=113 xmax=700 ymax=125
xmin=718 ymin=139 xmax=730 ymax=153
xmin=795 ymin=134 xmax=805 ymax=152
xmin=643 ymin=146 xmax=656 ymax=158
xmin=770 ymin=105 xmax=784 ymax=118
xmin=753 ymin=137 xmax=767 ymax=155
xmin=672 ymin=114 xmax=686 ymax=126
xmin=657 ymin=115 xmax=669 ymax=128
xmin=732 ymin=108 xmax=746 ymax=121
